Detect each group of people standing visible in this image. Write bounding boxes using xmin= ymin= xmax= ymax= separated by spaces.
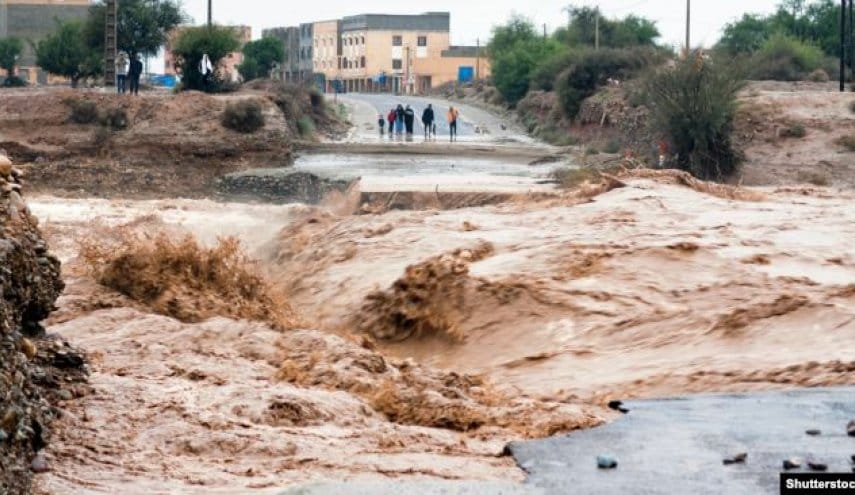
xmin=115 ymin=52 xmax=144 ymax=95
xmin=378 ymin=103 xmax=460 ymax=142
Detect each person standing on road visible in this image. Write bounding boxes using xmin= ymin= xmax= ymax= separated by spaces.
xmin=421 ymin=104 xmax=435 ymax=140
xmin=116 ymin=52 xmax=129 ymax=94
xmin=404 ymin=105 xmax=415 ymax=135
xmin=378 ymin=113 xmax=386 ymax=136
xmin=447 ymin=106 xmax=460 ymax=142
xmin=387 ymin=109 xmax=396 ymax=139
xmin=128 ymin=54 xmax=143 ymax=95
xmin=395 ymin=104 xmax=405 ymax=135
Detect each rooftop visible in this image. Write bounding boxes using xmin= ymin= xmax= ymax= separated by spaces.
xmin=342 ymin=12 xmax=449 ymax=32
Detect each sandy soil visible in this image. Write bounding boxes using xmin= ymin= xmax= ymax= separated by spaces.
xmin=25 ymin=171 xmax=855 ymax=493
xmin=734 ymin=82 xmax=855 ymax=187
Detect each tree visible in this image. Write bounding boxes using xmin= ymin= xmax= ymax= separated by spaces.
xmin=86 ymin=0 xmax=185 ymax=58
xmin=560 ymin=7 xmax=660 ymax=48
xmin=717 ymin=0 xmax=840 ymax=57
xmin=36 ymin=20 xmax=101 ymax=87
xmin=237 ymin=37 xmax=284 ymax=81
xmin=0 ymin=37 xmax=24 ymax=82
xmin=170 ymin=26 xmax=240 ymax=91
xmin=488 ymin=16 xmax=563 ymax=105
xmin=487 ymin=15 xmax=539 ymax=58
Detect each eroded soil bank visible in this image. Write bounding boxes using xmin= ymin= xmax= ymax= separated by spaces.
xmin=25 ymin=171 xmax=855 ymax=493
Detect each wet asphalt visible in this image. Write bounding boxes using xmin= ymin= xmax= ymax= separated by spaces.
xmin=510 ymin=387 xmax=855 ymax=495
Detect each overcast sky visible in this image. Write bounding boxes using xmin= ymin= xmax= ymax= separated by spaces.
xmin=178 ymin=0 xmax=781 ymax=48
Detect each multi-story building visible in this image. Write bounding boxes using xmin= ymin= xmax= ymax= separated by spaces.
xmin=339 ymin=12 xmax=450 ymax=94
xmin=0 ymin=0 xmax=91 ymax=84
xmin=263 ymin=26 xmax=300 ymax=82
xmin=312 ymin=20 xmax=341 ymax=92
xmin=298 ymin=22 xmax=314 ymax=82
xmin=414 ymin=45 xmax=490 ymax=92
xmin=164 ymin=25 xmax=251 ymax=82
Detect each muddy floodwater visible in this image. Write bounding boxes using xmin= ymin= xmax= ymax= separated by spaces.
xmin=27 ymin=174 xmax=855 ymax=494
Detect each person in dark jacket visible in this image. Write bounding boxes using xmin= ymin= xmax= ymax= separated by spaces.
xmin=378 ymin=113 xmax=386 ymax=136
xmin=128 ymin=54 xmax=143 ymax=95
xmin=421 ymin=104 xmax=435 ymax=140
xmin=395 ymin=104 xmax=405 ymax=135
xmin=403 ymin=105 xmax=415 ymax=135
xmin=387 ymin=109 xmax=396 ymax=139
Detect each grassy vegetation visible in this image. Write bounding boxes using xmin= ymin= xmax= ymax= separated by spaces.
xmin=747 ymin=34 xmax=826 ymax=81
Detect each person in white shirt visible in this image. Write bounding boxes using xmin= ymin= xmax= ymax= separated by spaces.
xmin=116 ymin=52 xmax=129 ymax=94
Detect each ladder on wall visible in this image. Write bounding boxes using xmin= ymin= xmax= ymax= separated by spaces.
xmin=104 ymin=0 xmax=117 ymax=87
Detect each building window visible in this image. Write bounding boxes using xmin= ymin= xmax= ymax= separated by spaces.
xmin=392 ymin=59 xmax=402 ymax=70
xmin=361 ymin=36 xmax=365 ymax=45
xmin=361 ymin=56 xmax=366 ymax=68
xmin=417 ymin=36 xmax=427 ymax=47
xmin=392 ymin=35 xmax=402 ymax=46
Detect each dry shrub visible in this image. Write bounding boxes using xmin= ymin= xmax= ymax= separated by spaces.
xmin=80 ymin=230 xmax=297 ymax=329
xmin=621 ymin=168 xmax=765 ymax=201
xmin=779 ymin=123 xmax=806 ymax=139
xmin=835 ymin=134 xmax=855 ymax=152
xmin=221 ymin=99 xmax=265 ymax=133
xmin=796 ymin=169 xmax=830 ymax=186
xmin=849 ymin=101 xmax=855 ymax=114
xmin=355 ymin=242 xmax=494 ymax=342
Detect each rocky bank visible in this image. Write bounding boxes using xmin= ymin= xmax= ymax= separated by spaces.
xmin=0 ymin=154 xmax=86 ymax=495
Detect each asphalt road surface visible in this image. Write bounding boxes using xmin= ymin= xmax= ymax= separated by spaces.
xmin=509 ymin=387 xmax=855 ymax=495
xmin=339 ymin=93 xmax=528 ymax=143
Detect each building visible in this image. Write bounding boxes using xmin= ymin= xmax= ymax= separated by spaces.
xmin=0 ymin=0 xmax=91 ymax=84
xmin=164 ymin=25 xmax=251 ymax=82
xmin=414 ymin=45 xmax=489 ymax=92
xmin=339 ymin=12 xmax=450 ymax=94
xmin=311 ymin=19 xmax=341 ymax=92
xmin=298 ymin=22 xmax=313 ymax=81
xmin=263 ymin=26 xmax=300 ymax=82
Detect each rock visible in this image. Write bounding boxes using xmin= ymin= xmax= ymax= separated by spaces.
xmin=847 ymin=420 xmax=855 ymax=436
xmin=0 ymin=155 xmax=11 ymax=177
xmin=597 ymin=454 xmax=618 ymax=469
xmin=53 ymin=351 xmax=85 ymax=369
xmin=1 ymin=407 xmax=20 ymax=431
xmin=607 ymin=400 xmax=629 ymax=413
xmin=20 ymin=338 xmax=36 ymax=360
xmin=30 ymin=453 xmax=50 ymax=473
xmin=723 ymin=452 xmax=748 ymax=465
xmin=850 ymin=454 xmax=855 ymax=464
xmin=0 ymin=429 xmax=7 ymax=442
xmin=806 ymin=429 xmax=821 ymax=436
xmin=783 ymin=458 xmax=802 ymax=470
xmin=807 ymin=462 xmax=828 ymax=472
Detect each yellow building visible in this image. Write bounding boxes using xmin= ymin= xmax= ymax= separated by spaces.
xmin=414 ymin=45 xmax=490 ymax=92
xmin=338 ymin=12 xmax=451 ymax=94
xmin=312 ymin=20 xmax=341 ymax=89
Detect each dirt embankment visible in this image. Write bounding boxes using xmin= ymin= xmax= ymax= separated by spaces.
xmin=0 ymin=85 xmax=344 ymax=199
xmin=0 ymin=155 xmax=86 ymax=495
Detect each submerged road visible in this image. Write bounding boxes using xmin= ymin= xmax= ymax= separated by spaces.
xmin=280 ymin=387 xmax=855 ymax=495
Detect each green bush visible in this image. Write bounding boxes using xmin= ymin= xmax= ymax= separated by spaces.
xmin=780 ymin=123 xmax=806 ymax=138
xmin=296 ymin=116 xmax=314 ymax=137
xmin=530 ymin=49 xmax=577 ymax=92
xmin=100 ymin=107 xmax=129 ymax=130
xmin=2 ymin=76 xmax=26 ymax=87
xmin=221 ymin=99 xmax=265 ymax=133
xmin=65 ymin=99 xmax=99 ymax=124
xmin=604 ymin=138 xmax=623 ymax=154
xmin=557 ymin=47 xmax=663 ymax=119
xmin=646 ymin=55 xmax=745 ymax=180
xmin=748 ymin=34 xmax=824 ymax=81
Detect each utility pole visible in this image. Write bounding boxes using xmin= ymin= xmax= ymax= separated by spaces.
xmin=849 ymin=0 xmax=854 ymax=74
xmin=594 ymin=7 xmax=600 ymax=50
xmin=207 ymin=0 xmax=212 ymax=27
xmin=842 ymin=0 xmax=847 ymax=91
xmin=476 ymin=37 xmax=480 ymax=80
xmin=543 ymin=23 xmax=547 ymax=40
xmin=104 ymin=0 xmax=117 ymax=88
xmin=685 ymin=0 xmax=691 ymax=54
